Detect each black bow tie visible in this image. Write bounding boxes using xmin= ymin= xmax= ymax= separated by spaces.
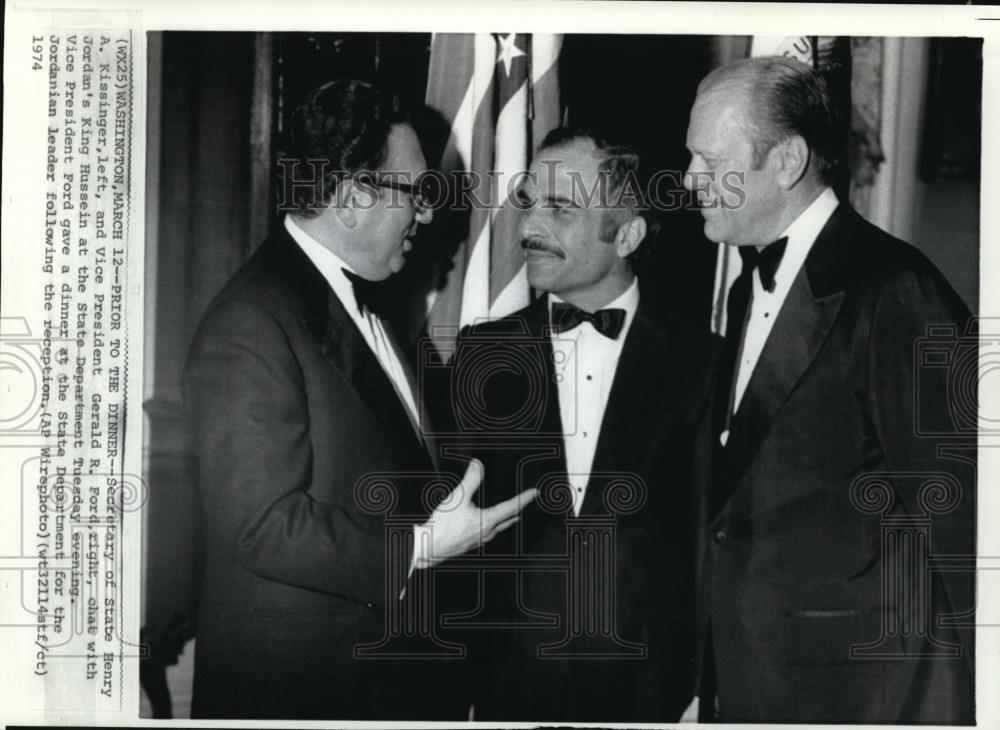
xmin=342 ymin=268 xmax=382 ymax=315
xmin=551 ymin=302 xmax=627 ymax=339
xmin=738 ymin=237 xmax=788 ymax=293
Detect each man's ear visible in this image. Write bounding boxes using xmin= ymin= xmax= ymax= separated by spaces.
xmin=615 ymin=216 xmax=647 ymax=259
xmin=332 ymin=178 xmax=376 ymax=229
xmin=775 ymin=135 xmax=811 ymax=189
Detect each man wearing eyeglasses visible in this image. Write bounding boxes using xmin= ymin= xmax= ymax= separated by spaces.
xmin=183 ymin=79 xmax=533 ymax=720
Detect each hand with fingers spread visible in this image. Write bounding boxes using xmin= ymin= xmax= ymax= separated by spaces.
xmin=413 ymin=459 xmax=537 ymax=569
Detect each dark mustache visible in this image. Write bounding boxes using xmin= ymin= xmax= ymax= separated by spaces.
xmin=521 ymin=238 xmax=565 ymax=258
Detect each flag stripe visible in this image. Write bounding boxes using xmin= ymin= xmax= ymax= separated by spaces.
xmin=487 ymin=75 xmax=529 ymax=311
xmin=530 ymin=35 xmax=562 ymax=153
xmin=426 ymin=34 xmax=475 ymax=132
xmin=425 ymin=33 xmax=562 ymax=346
xmin=458 ymin=35 xmax=502 ymax=326
xmin=491 ymin=264 xmax=529 ymax=320
xmin=427 ymin=34 xmax=496 ymax=332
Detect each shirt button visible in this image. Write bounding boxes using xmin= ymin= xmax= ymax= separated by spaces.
xmin=586 ymin=374 xmax=593 ymax=381
xmin=582 ymin=431 xmax=588 ymax=437
xmin=713 ymin=530 xmax=728 ymax=545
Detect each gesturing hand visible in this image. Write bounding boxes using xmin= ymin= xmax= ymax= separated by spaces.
xmin=413 ymin=459 xmax=537 ymax=569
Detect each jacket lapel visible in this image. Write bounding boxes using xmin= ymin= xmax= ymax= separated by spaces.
xmin=526 ymin=296 xmax=567 ymax=449
xmin=719 ymin=204 xmax=852 ymax=495
xmin=279 ymin=230 xmax=427 ymax=457
xmin=580 ymin=310 xmax=665 ymax=515
xmin=499 ymin=297 xmax=570 ymax=540
xmin=320 ymin=291 xmax=428 ymax=452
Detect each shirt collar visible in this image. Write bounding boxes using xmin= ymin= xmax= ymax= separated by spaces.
xmin=780 ymin=186 xmax=839 ymax=247
xmin=764 ymin=186 xmax=838 ymax=293
xmin=284 ymin=215 xmax=363 ymax=315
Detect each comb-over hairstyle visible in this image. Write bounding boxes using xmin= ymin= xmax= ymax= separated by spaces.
xmin=699 ymin=56 xmax=844 ymax=184
xmin=279 ymin=79 xmax=408 ymax=216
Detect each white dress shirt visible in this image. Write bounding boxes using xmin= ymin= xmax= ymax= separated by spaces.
xmin=731 ymin=187 xmax=839 ymax=414
xmin=284 ymin=215 xmax=420 ymax=430
xmin=549 ymin=278 xmax=640 ymax=516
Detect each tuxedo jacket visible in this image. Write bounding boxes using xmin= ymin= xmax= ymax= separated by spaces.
xmin=183 ymin=228 xmax=460 ymax=720
xmin=438 ymin=294 xmax=716 ymax=722
xmin=695 ymin=203 xmax=976 ymax=724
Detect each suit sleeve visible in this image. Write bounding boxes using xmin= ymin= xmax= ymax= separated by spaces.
xmin=867 ymin=267 xmax=975 ymax=662
xmin=184 ymin=298 xmax=407 ymax=608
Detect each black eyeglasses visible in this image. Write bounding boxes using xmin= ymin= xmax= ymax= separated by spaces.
xmin=355 ymin=173 xmax=436 ymax=212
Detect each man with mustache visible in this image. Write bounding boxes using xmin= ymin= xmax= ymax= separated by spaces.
xmin=684 ymin=57 xmax=974 ymax=723
xmin=184 ymin=79 xmax=533 ymax=720
xmin=443 ymin=128 xmax=715 ymax=721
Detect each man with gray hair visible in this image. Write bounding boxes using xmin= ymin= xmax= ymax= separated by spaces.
xmin=685 ymin=56 xmax=974 ymax=723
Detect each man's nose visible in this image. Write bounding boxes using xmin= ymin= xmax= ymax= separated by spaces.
xmin=518 ymin=202 xmax=543 ymax=240
xmin=415 ymin=204 xmax=433 ymax=226
xmin=683 ymin=160 xmax=699 ymax=192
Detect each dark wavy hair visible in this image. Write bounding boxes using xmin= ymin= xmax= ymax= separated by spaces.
xmin=537 ymin=126 xmax=652 ymax=248
xmin=278 ymin=79 xmax=408 ymax=217
xmin=698 ymin=56 xmax=844 ymax=184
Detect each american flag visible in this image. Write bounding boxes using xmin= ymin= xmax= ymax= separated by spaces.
xmin=424 ymin=33 xmax=562 ymax=354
